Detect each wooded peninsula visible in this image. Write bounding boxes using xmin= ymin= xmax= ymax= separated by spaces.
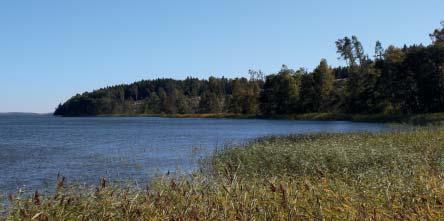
xmin=54 ymin=22 xmax=444 ymax=118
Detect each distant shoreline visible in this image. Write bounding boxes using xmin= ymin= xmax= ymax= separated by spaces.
xmin=55 ymin=112 xmax=444 ymax=125
xmin=0 ymin=112 xmax=51 ymax=116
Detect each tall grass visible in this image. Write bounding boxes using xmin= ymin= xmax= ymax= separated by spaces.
xmin=3 ymin=127 xmax=444 ymax=220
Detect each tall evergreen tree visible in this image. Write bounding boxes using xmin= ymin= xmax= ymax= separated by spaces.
xmin=312 ymin=59 xmax=335 ymax=111
xmin=336 ymin=37 xmax=356 ymax=67
xmin=374 ymin=41 xmax=384 ymax=60
xmin=430 ymin=21 xmax=444 ymax=46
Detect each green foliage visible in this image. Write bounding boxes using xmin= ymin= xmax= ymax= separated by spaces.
xmin=229 ymin=76 xmax=261 ymax=114
xmin=430 ymin=21 xmax=444 ymax=46
xmin=55 ymin=22 xmax=444 ymax=117
xmin=312 ymin=59 xmax=335 ymax=111
xmin=259 ymin=66 xmax=300 ymax=115
xmin=376 ymin=44 xmax=444 ymax=113
xmin=374 ymin=40 xmax=384 ymax=60
xmin=54 ymin=77 xmax=263 ymax=116
xmin=336 ymin=36 xmax=356 ymax=67
xmin=299 ymin=71 xmax=316 ymax=112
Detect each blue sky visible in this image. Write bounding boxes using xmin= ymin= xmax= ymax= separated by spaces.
xmin=1 ymin=0 xmax=443 ymax=113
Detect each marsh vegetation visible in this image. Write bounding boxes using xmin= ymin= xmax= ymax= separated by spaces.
xmin=3 ymin=127 xmax=444 ymax=220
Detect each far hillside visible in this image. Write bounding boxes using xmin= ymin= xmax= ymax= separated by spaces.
xmin=55 ymin=22 xmax=444 ymax=117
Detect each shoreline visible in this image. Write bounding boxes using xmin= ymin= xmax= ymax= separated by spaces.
xmin=57 ymin=112 xmax=444 ymax=125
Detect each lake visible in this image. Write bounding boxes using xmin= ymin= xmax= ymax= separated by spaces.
xmin=0 ymin=114 xmax=390 ymax=194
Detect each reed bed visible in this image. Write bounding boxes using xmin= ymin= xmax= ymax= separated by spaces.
xmin=3 ymin=127 xmax=444 ymax=220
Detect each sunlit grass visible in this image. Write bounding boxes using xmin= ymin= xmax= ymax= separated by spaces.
xmin=3 ymin=127 xmax=444 ymax=220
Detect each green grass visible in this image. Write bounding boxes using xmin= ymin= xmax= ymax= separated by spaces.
xmin=3 ymin=128 xmax=444 ymax=220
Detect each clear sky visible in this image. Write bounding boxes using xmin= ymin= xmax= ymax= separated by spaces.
xmin=0 ymin=0 xmax=443 ymax=113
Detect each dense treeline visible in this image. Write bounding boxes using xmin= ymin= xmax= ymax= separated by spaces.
xmin=54 ymin=74 xmax=264 ymax=116
xmin=55 ymin=22 xmax=444 ymax=116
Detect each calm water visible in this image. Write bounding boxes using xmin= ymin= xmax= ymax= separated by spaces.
xmin=0 ymin=114 xmax=389 ymax=194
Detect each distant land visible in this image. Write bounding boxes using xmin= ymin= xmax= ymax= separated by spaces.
xmin=0 ymin=112 xmax=50 ymax=116
xmin=55 ymin=22 xmax=444 ymax=119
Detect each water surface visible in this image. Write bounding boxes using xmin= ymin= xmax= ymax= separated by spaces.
xmin=0 ymin=114 xmax=389 ymax=194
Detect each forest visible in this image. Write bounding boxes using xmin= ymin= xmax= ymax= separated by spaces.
xmin=54 ymin=22 xmax=444 ymax=117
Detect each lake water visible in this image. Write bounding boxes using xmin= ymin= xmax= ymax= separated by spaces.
xmin=0 ymin=114 xmax=389 ymax=194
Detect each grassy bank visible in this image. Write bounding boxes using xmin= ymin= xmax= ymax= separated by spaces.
xmin=200 ymin=112 xmax=444 ymax=125
xmin=3 ymin=128 xmax=444 ymax=220
xmin=280 ymin=112 xmax=444 ymax=124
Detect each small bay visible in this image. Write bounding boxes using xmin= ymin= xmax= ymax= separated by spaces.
xmin=0 ymin=114 xmax=389 ymax=194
